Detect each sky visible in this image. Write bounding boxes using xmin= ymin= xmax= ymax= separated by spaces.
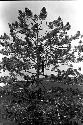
xmin=0 ymin=0 xmax=83 ymax=82
xmin=0 ymin=0 xmax=83 ymax=35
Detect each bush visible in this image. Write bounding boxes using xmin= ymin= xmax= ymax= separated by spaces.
xmin=0 ymin=82 xmax=83 ymax=125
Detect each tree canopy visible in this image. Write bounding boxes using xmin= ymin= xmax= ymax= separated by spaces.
xmin=0 ymin=7 xmax=82 ymax=85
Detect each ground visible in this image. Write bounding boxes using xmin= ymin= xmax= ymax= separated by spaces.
xmin=0 ymin=79 xmax=83 ymax=125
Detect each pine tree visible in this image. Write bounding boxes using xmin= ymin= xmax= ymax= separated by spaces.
xmin=0 ymin=7 xmax=80 ymax=86
xmin=0 ymin=7 xmax=82 ymax=125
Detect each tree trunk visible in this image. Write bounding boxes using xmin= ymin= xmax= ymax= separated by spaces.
xmin=42 ymin=57 xmax=44 ymax=75
xmin=36 ymin=30 xmax=40 ymax=82
xmin=37 ymin=52 xmax=40 ymax=80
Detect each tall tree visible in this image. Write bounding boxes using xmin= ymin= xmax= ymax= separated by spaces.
xmin=0 ymin=7 xmax=81 ymax=86
xmin=0 ymin=7 xmax=83 ymax=125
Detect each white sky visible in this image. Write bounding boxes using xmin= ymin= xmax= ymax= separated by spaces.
xmin=0 ymin=0 xmax=83 ymax=79
xmin=0 ymin=0 xmax=83 ymax=35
